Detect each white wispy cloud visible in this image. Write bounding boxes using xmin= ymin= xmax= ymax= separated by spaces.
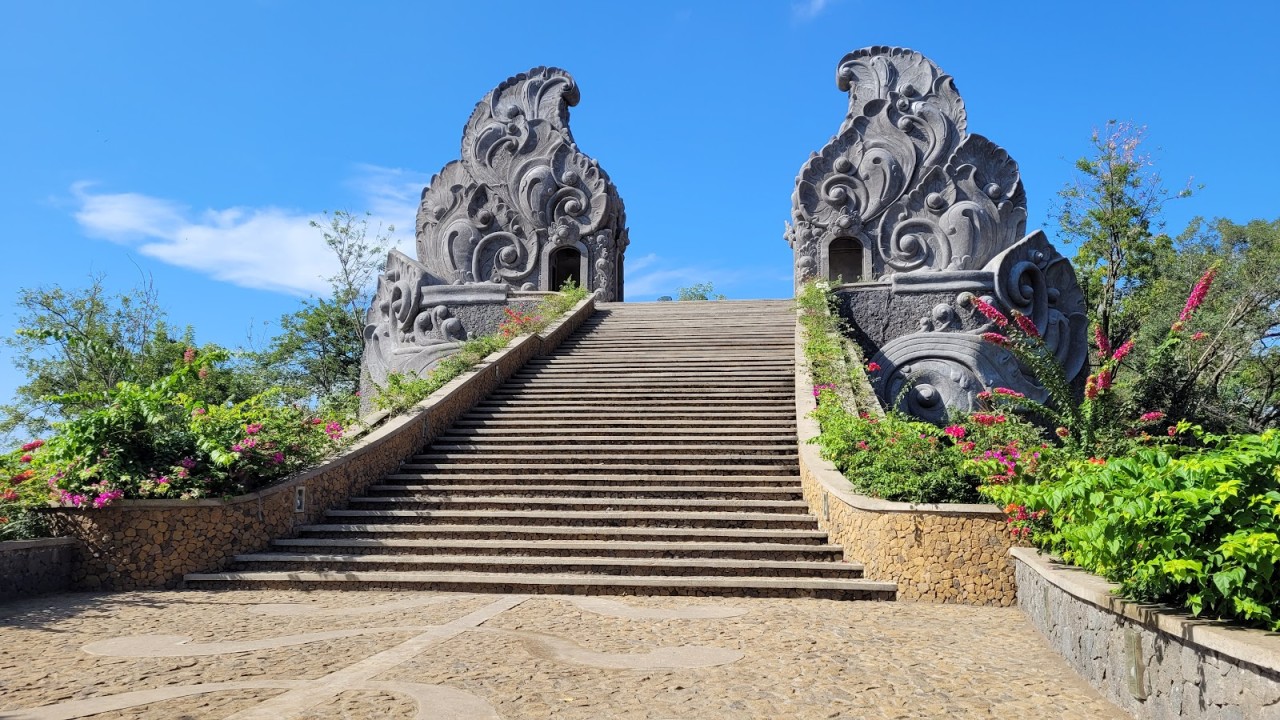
xmin=72 ymin=166 xmax=425 ymax=297
xmin=791 ymin=0 xmax=835 ymax=21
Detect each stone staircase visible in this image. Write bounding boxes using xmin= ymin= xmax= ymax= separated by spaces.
xmin=185 ymin=300 xmax=895 ymax=599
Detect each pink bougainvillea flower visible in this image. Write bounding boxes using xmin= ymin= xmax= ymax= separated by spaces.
xmin=19 ymin=454 xmax=33 ymax=463
xmin=1190 ymin=331 xmax=1208 ymax=341
xmin=1096 ymin=368 xmax=1113 ymax=391
xmin=20 ymin=439 xmax=44 ymax=452
xmin=1179 ymin=266 xmax=1218 ymax=322
xmin=245 ymin=423 xmax=263 ymax=435
xmin=993 ymin=387 xmax=1025 ymax=398
xmin=192 ymin=407 xmax=206 ymax=416
xmin=976 ymin=391 xmax=992 ymax=401
xmin=1110 ymin=340 xmax=1134 ymax=363
xmin=197 ymin=367 xmax=209 ymax=380
xmin=970 ymin=296 xmax=1009 ymax=327
xmin=980 ymin=332 xmax=1012 ymax=348
xmin=1167 ymin=425 xmax=1178 ymax=437
xmin=943 ymin=425 xmax=966 ymax=439
xmin=183 ymin=347 xmax=196 ymax=364
xmin=272 ymin=452 xmax=285 ymax=464
xmin=1138 ymin=411 xmax=1165 ymax=423
xmin=1013 ymin=312 xmax=1040 ymax=339
xmin=1093 ymin=324 xmax=1111 ymax=357
xmin=865 ymin=362 xmax=881 ymax=372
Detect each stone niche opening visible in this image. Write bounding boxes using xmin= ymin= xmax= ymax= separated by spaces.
xmin=827 ymin=237 xmax=865 ymax=283
xmin=550 ymin=246 xmax=583 ymax=291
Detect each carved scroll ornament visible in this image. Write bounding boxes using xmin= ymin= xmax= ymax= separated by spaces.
xmin=787 ymin=47 xmax=1088 ymax=422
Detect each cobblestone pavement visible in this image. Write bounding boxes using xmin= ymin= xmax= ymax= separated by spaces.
xmin=0 ymin=590 xmax=1127 ymax=719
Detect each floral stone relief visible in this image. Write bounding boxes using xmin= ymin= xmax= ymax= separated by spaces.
xmin=785 ymin=46 xmax=1087 ymax=422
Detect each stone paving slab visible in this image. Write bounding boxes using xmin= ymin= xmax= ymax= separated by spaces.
xmin=0 ymin=590 xmax=1127 ymax=719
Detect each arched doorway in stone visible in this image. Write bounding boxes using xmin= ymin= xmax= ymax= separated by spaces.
xmin=550 ymin=247 xmax=583 ymax=291
xmin=827 ymin=237 xmax=863 ymax=283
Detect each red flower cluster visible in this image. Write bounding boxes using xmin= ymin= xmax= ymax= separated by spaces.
xmin=980 ymin=332 xmax=1012 ymax=348
xmin=1013 ymin=312 xmax=1040 ymax=339
xmin=970 ymin=296 xmax=1009 ymax=328
xmin=992 ymin=387 xmax=1025 ymax=398
xmin=970 ymin=413 xmax=1007 ymax=426
xmin=865 ymin=362 xmax=881 ymax=372
xmin=20 ymin=439 xmax=44 ymax=452
xmin=1179 ymin=266 xmax=1218 ymax=322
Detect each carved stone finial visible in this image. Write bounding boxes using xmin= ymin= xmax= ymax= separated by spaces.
xmin=360 ymin=67 xmax=628 ymax=398
xmin=787 ymin=46 xmax=1088 ymax=422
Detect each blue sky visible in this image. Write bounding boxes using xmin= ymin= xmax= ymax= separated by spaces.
xmin=2 ymin=0 xmax=1277 ymax=409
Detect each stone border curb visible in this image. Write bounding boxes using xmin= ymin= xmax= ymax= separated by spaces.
xmin=1013 ymin=547 xmax=1280 ymax=678
xmin=793 ymin=318 xmax=1017 ymax=604
xmin=42 ymin=292 xmax=599 ymax=590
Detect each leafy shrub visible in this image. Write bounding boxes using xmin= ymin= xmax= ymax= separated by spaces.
xmin=811 ymin=396 xmax=980 ymax=503
xmin=0 ymin=349 xmax=347 ymax=530
xmin=1002 ymin=429 xmax=1280 ymax=630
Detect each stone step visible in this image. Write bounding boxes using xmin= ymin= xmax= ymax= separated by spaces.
xmin=267 ymin=537 xmax=843 ymax=561
xmin=482 ymin=391 xmax=795 ymax=402
xmin=182 ymin=571 xmax=896 ymax=600
xmin=395 ymin=462 xmax=797 ymax=476
xmin=450 ymin=418 xmax=796 ymax=429
xmin=405 ymin=452 xmax=797 ymax=467
xmin=421 ymin=443 xmax=798 ymax=455
xmin=460 ymin=407 xmax=793 ymax=417
xmin=366 ymin=483 xmax=802 ymax=499
xmin=439 ymin=426 xmax=797 ymax=437
xmin=380 ymin=473 xmax=806 ymax=487
xmin=229 ymin=553 xmax=864 ymax=578
xmin=345 ymin=496 xmax=811 ymax=513
xmin=322 ymin=509 xmax=820 ymax=529
xmin=296 ymin=523 xmax=832 ymax=544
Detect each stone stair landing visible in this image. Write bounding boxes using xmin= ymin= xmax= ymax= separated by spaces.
xmin=184 ymin=300 xmax=896 ymax=600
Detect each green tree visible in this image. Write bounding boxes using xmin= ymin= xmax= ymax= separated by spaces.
xmin=1129 ymin=217 xmax=1280 ymax=431
xmin=1055 ymin=121 xmax=1194 ymax=352
xmin=257 ymin=211 xmax=391 ymax=417
xmin=0 ymin=275 xmax=259 ymax=442
xmin=676 ymin=282 xmax=726 ymax=301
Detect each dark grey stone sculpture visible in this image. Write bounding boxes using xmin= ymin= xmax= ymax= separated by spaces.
xmin=361 ymin=67 xmax=628 ymax=397
xmin=786 ymin=46 xmax=1087 ymax=422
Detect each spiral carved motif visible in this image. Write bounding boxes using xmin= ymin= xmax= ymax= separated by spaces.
xmin=790 ymin=47 xmax=1089 ymax=423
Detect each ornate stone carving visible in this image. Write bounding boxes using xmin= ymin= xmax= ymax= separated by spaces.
xmin=362 ymin=67 xmax=627 ymax=397
xmin=413 ymin=66 xmax=628 ymax=296
xmin=787 ymin=46 xmax=1088 ymax=421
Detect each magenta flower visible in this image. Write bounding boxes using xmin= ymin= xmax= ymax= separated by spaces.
xmin=980 ymin=332 xmax=1012 ymax=348
xmin=1093 ymin=324 xmax=1111 ymax=357
xmin=1111 ymin=340 xmax=1134 ymax=363
xmin=865 ymin=362 xmax=881 ymax=372
xmin=230 ymin=443 xmax=243 ymax=453
xmin=179 ymin=457 xmax=196 ymax=469
xmin=192 ymin=408 xmax=207 ymax=416
xmin=245 ymin=423 xmax=263 ymax=435
xmin=1179 ymin=266 xmax=1218 ymax=322
xmin=1138 ymin=411 xmax=1165 ymax=423
xmin=272 ymin=452 xmax=285 ymax=464
xmin=19 ymin=454 xmax=33 ymax=464
xmin=20 ymin=439 xmax=44 ymax=452
xmin=993 ymin=387 xmax=1025 ymax=398
xmin=1013 ymin=312 xmax=1040 ymax=339
xmin=183 ymin=347 xmax=196 ymax=364
xmin=943 ymin=425 xmax=966 ymax=439
xmin=970 ymin=296 xmax=1009 ymax=328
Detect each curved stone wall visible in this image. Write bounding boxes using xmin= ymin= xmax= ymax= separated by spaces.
xmin=794 ymin=324 xmax=1018 ymax=605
